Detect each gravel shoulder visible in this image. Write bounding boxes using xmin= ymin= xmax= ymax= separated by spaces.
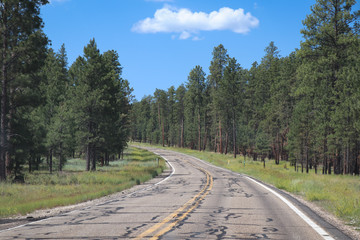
xmin=284 ymin=188 xmax=360 ymax=239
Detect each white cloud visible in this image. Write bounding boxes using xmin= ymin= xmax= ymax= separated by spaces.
xmin=132 ymin=6 xmax=259 ymax=40
xmin=179 ymin=31 xmax=191 ymax=40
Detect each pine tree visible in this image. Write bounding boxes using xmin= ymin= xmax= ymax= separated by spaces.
xmin=208 ymin=44 xmax=228 ymax=153
xmin=175 ymin=85 xmax=186 ymax=148
xmin=100 ymin=50 xmax=132 ymax=164
xmin=41 ymin=45 xmax=70 ymax=173
xmin=185 ymin=66 xmax=206 ymax=150
xmin=298 ymin=0 xmax=359 ymax=174
xmin=154 ymin=89 xmax=168 ymax=147
xmin=69 ymin=39 xmax=107 ymax=171
xmin=218 ymin=57 xmax=244 ymax=158
xmin=0 ymin=0 xmax=49 ymax=180
xmin=167 ymin=86 xmax=177 ymax=147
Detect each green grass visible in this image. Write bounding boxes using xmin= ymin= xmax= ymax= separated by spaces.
xmin=133 ymin=142 xmax=360 ymax=230
xmin=0 ymin=147 xmax=165 ymax=218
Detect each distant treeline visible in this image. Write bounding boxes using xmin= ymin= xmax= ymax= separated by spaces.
xmin=130 ymin=0 xmax=360 ymax=175
xmin=0 ymin=1 xmax=132 ymax=181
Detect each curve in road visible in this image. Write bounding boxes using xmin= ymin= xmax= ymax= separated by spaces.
xmin=0 ymin=147 xmax=352 ymax=239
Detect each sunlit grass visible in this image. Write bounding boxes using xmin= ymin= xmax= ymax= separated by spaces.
xmin=0 ymin=147 xmax=165 ymax=218
xmin=133 ymin=142 xmax=360 ymax=229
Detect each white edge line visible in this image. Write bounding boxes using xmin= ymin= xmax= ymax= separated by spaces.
xmin=246 ymin=177 xmax=334 ymax=240
xmin=0 ymin=217 xmax=49 ymax=234
xmin=168 ymin=150 xmax=334 ymax=240
xmin=154 ymin=155 xmax=175 ymax=186
xmin=0 ymin=154 xmax=175 ymax=234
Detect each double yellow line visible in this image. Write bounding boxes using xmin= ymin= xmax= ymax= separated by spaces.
xmin=135 ymin=164 xmax=213 ymax=240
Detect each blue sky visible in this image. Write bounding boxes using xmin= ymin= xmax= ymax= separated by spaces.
xmin=42 ymin=0 xmax=321 ymax=100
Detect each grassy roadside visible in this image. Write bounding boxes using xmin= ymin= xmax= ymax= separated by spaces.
xmin=0 ymin=147 xmax=165 ymax=218
xmin=134 ymin=142 xmax=360 ymax=230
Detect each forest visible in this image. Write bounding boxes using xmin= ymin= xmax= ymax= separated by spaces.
xmin=129 ymin=0 xmax=360 ymax=175
xmin=0 ymin=0 xmax=132 ymax=181
xmin=0 ymin=0 xmax=359 ymax=182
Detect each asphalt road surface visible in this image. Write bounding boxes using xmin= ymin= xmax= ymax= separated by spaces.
xmin=0 ymin=147 xmax=351 ymax=239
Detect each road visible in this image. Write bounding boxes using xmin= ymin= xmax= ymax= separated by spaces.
xmin=0 ymin=147 xmax=351 ymax=239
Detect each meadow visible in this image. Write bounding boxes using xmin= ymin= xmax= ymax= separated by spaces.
xmin=0 ymin=147 xmax=165 ymax=218
xmin=134 ymin=143 xmax=360 ymax=230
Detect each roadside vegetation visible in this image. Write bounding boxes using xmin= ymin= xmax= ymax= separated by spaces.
xmin=0 ymin=147 xmax=165 ymax=218
xmin=134 ymin=142 xmax=360 ymax=230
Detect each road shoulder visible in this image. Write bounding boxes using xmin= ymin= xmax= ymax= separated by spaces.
xmin=0 ymin=162 xmax=172 ymax=232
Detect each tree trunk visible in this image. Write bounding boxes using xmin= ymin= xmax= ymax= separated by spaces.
xmin=262 ymin=155 xmax=266 ymax=168
xmin=86 ymin=144 xmax=91 ymax=171
xmin=301 ymin=143 xmax=304 ymax=173
xmin=36 ymin=157 xmax=41 ymax=171
xmin=161 ymin=115 xmax=165 ymax=147
xmin=91 ymin=145 xmax=96 ymax=171
xmin=198 ymin=112 xmax=201 ymax=151
xmin=345 ymin=142 xmax=349 ymax=175
xmin=305 ymin=143 xmax=309 ymax=174
xmin=253 ymin=152 xmax=257 ymax=161
xmin=214 ymin=116 xmax=218 ymax=153
xmin=203 ymin=125 xmax=208 ymax=151
xmin=0 ymin=4 xmax=8 ymax=181
xmin=335 ymin=150 xmax=341 ymax=174
xmin=59 ymin=142 xmax=63 ymax=171
xmin=86 ymin=116 xmax=92 ymax=171
xmin=105 ymin=152 xmax=109 ymax=166
xmin=219 ymin=120 xmax=223 ymax=154
xmin=224 ymin=132 xmax=229 ymax=155
xmin=276 ymin=133 xmax=280 ymax=164
xmin=5 ymin=87 xmax=14 ymax=177
xmin=49 ymin=149 xmax=53 ymax=174
xmin=232 ymin=118 xmax=236 ymax=158
xmin=180 ymin=117 xmax=184 ymax=148
xmin=323 ymin=136 xmax=328 ymax=174
xmin=157 ymin=102 xmax=164 ymax=147
xmin=29 ymin=155 xmax=32 ymax=173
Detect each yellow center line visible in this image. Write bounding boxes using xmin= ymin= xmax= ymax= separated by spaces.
xmin=134 ymin=164 xmax=213 ymax=240
xmin=150 ymin=171 xmax=213 ymax=240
